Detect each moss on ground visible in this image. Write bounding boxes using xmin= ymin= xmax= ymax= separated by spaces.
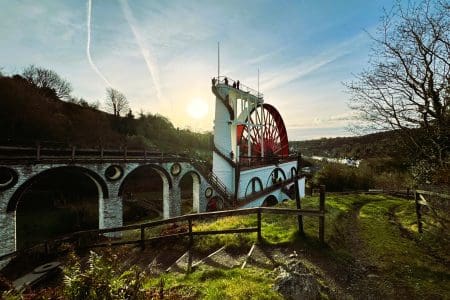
xmin=358 ymin=198 xmax=450 ymax=298
xmin=188 ymin=194 xmax=449 ymax=298
xmin=145 ymin=267 xmax=283 ymax=300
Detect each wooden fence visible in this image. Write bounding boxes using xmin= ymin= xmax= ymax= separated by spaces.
xmin=0 ymin=191 xmax=326 ymax=265
xmin=414 ymin=189 xmax=450 ymax=234
xmin=309 ymin=187 xmax=412 ymax=199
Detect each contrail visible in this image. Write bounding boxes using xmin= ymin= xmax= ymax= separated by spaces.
xmin=120 ymin=0 xmax=163 ymax=102
xmin=87 ymin=0 xmax=113 ymax=88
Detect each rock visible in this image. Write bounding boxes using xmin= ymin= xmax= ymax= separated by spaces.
xmin=289 ymin=251 xmax=298 ymax=258
xmin=274 ymin=262 xmax=320 ymax=299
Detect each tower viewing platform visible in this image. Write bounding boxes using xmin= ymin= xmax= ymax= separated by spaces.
xmin=212 ymin=76 xmax=264 ymax=103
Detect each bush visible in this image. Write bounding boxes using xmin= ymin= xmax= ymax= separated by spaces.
xmin=313 ymin=162 xmax=374 ymax=192
xmin=63 ymin=251 xmax=147 ymax=300
xmin=313 ymin=160 xmax=413 ymax=192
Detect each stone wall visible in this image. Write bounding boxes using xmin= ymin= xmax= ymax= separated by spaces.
xmin=0 ymin=161 xmax=211 ymax=267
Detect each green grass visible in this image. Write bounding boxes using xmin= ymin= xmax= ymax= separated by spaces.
xmin=192 ymin=195 xmax=370 ymax=251
xmin=189 ymin=194 xmax=450 ymax=298
xmin=11 ymin=193 xmax=449 ymax=299
xmin=358 ymin=198 xmax=450 ymax=297
xmin=145 ymin=267 xmax=283 ymax=300
xmin=61 ymin=193 xmax=449 ymax=299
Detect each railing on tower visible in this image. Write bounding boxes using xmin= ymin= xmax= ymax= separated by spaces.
xmin=212 ymin=76 xmax=264 ymax=99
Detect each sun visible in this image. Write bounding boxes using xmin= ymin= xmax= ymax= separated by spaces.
xmin=187 ymin=98 xmax=208 ymax=119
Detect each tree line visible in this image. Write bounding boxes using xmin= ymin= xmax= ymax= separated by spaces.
xmin=0 ymin=68 xmax=212 ymax=159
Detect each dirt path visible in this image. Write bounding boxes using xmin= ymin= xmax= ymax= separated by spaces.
xmin=388 ymin=204 xmax=450 ymax=268
xmin=322 ymin=199 xmax=391 ymax=298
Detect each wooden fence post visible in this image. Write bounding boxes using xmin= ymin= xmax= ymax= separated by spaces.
xmin=187 ymin=218 xmax=193 ymax=274
xmin=257 ymin=209 xmax=262 ymax=243
xmin=319 ymin=185 xmax=325 ymax=243
xmin=71 ymin=146 xmax=76 ymax=161
xmin=140 ymin=225 xmax=145 ymax=250
xmin=414 ymin=190 xmax=423 ymax=233
xmin=294 ymin=177 xmax=304 ymax=236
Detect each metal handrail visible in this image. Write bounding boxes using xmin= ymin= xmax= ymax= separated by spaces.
xmin=213 ymin=76 xmax=263 ymax=99
xmin=190 ymin=159 xmax=231 ymax=201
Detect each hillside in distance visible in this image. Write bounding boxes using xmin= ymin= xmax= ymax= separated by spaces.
xmin=0 ymin=74 xmax=211 ymax=155
xmin=290 ymin=131 xmax=404 ymax=160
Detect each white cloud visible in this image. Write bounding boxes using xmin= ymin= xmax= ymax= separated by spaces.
xmin=259 ymin=32 xmax=369 ymax=92
xmin=120 ymin=0 xmax=163 ymax=103
xmin=86 ymin=0 xmax=113 ymax=88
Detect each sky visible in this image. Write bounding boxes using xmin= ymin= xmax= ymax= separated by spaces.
xmin=0 ymin=0 xmax=403 ymax=140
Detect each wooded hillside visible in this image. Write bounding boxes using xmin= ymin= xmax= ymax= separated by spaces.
xmin=0 ymin=74 xmax=211 ymax=155
xmin=290 ymin=131 xmax=403 ymax=159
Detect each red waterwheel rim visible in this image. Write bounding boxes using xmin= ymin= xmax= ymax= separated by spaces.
xmin=237 ymin=103 xmax=289 ymax=159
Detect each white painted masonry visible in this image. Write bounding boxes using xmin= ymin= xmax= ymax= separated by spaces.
xmin=238 ymin=161 xmax=297 ymax=199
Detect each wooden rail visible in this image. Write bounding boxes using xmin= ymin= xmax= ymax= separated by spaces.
xmin=309 ymin=188 xmax=412 ymax=199
xmin=0 ymin=145 xmax=187 ymax=163
xmin=0 ymin=199 xmax=327 ymax=264
xmin=414 ymin=189 xmax=450 ymax=234
xmin=0 ymin=144 xmax=235 ymax=209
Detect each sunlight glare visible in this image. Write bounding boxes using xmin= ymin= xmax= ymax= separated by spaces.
xmin=187 ymin=98 xmax=208 ymax=119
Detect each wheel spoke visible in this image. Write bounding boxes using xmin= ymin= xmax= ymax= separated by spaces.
xmin=238 ymin=103 xmax=289 ymax=160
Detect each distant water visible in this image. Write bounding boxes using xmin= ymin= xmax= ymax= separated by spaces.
xmin=310 ymin=156 xmax=361 ymax=167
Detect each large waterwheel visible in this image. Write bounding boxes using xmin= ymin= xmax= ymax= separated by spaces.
xmin=237 ymin=103 xmax=289 ymax=162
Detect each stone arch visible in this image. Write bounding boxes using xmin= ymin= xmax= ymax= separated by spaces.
xmin=7 ymin=166 xmax=107 ymax=213
xmin=261 ymin=195 xmax=278 ymax=207
xmin=118 ymin=164 xmax=173 ymax=219
xmin=266 ymin=167 xmax=286 ymax=188
xmin=178 ymin=171 xmax=201 ymax=214
xmin=118 ymin=164 xmax=172 ymax=196
xmin=244 ymin=177 xmax=263 ymax=199
xmin=5 ymin=165 xmax=109 ymax=253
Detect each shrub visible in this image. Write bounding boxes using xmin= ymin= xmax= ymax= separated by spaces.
xmin=313 ymin=162 xmax=374 ymax=192
xmin=63 ymin=251 xmax=147 ymax=300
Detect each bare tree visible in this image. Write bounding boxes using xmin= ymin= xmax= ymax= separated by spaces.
xmin=105 ymin=87 xmax=129 ymax=117
xmin=346 ymin=0 xmax=450 ymax=181
xmin=22 ymin=65 xmax=73 ymax=100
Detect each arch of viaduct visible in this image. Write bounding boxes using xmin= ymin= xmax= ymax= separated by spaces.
xmin=0 ymin=158 xmax=304 ymax=261
xmin=0 ymin=160 xmax=211 ymax=259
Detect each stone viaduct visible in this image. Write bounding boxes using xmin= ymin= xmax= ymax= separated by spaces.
xmin=0 ymin=147 xmax=303 ymax=262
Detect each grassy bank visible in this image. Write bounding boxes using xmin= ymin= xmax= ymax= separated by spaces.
xmin=4 ymin=193 xmax=449 ymax=299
